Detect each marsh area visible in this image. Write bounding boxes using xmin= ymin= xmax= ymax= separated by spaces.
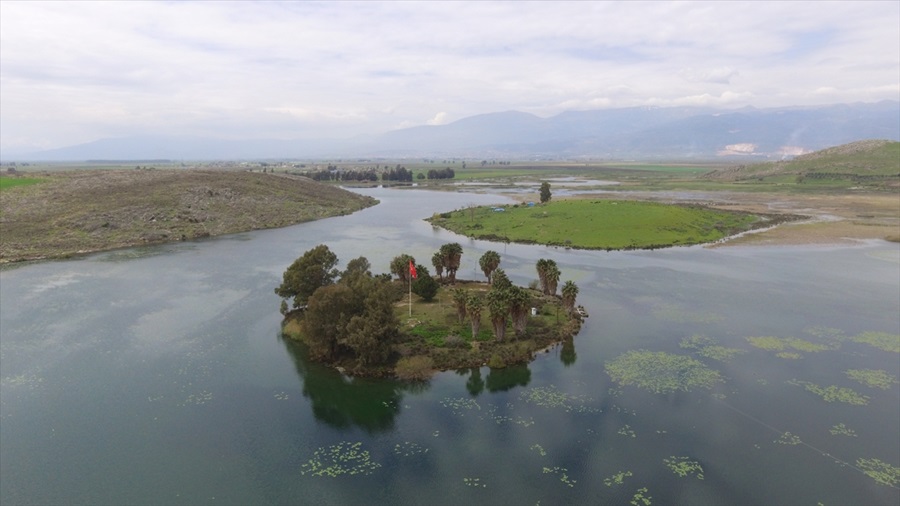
xmin=1 ymin=187 xmax=898 ymax=505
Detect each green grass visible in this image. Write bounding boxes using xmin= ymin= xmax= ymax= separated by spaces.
xmin=0 ymin=177 xmax=44 ymax=190
xmin=428 ymin=199 xmax=761 ymax=250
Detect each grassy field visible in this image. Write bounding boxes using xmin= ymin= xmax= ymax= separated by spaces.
xmin=428 ymin=200 xmax=766 ymax=249
xmin=0 ymin=177 xmax=45 ymax=190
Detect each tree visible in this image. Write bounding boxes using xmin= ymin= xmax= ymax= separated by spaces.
xmin=451 ymin=288 xmax=468 ymax=324
xmin=390 ymin=254 xmax=416 ymax=283
xmin=302 ymin=283 xmax=358 ymax=360
xmin=479 ymin=250 xmax=501 ymax=284
xmin=275 ymin=244 xmax=339 ymax=310
xmin=486 ymin=289 xmax=509 ymax=341
xmin=535 ymin=258 xmax=560 ymax=296
xmin=431 ymin=251 xmax=444 ymax=282
xmin=344 ymin=282 xmax=398 ymax=366
xmin=439 ymin=243 xmax=463 ymax=283
xmin=561 ymin=280 xmax=579 ymax=315
xmin=466 ymin=294 xmax=483 ymax=340
xmin=506 ymin=285 xmax=531 ymax=338
xmin=539 ymin=181 xmax=551 ymax=203
xmin=491 ymin=268 xmax=512 ymax=291
xmin=411 ymin=264 xmax=439 ymax=302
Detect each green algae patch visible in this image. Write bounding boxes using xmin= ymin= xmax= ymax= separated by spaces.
xmin=829 ymin=423 xmax=858 ymax=437
xmin=663 ymin=456 xmax=704 ymax=479
xmin=680 ymin=334 xmax=746 ymax=361
xmin=774 ymin=432 xmax=802 ymax=445
xmin=631 ymin=487 xmax=652 ymax=506
xmin=605 ymin=350 xmax=723 ymax=394
xmin=845 ymin=369 xmax=898 ymax=390
xmin=300 ymin=441 xmax=381 ymax=477
xmin=604 ymin=470 xmax=633 ymax=487
xmin=518 ymin=385 xmax=598 ymax=413
xmin=746 ymin=336 xmax=830 ymax=353
xmin=851 ymin=332 xmax=900 ymax=353
xmin=788 ymin=379 xmax=870 ymax=405
xmin=427 ymin=199 xmax=762 ymax=250
xmin=856 ymin=458 xmax=900 ymax=487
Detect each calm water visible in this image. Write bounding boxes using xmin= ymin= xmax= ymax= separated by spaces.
xmin=1 ymin=188 xmax=898 ymax=505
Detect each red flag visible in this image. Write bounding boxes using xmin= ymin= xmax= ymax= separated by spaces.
xmin=409 ymin=260 xmax=417 ymax=279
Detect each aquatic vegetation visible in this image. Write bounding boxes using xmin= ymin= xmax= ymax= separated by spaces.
xmin=788 ymin=379 xmax=870 ymax=405
xmin=530 ymin=444 xmax=547 ymax=457
xmin=680 ymin=335 xmax=745 ymax=361
xmin=845 ymin=369 xmax=898 ymax=390
xmin=393 ymin=441 xmax=429 ymax=457
xmin=0 ymin=374 xmax=44 ymax=390
xmin=746 ymin=336 xmax=830 ymax=354
xmin=463 ymin=477 xmax=487 ymax=488
xmin=856 ymin=458 xmax=900 ymax=487
xmin=485 ymin=404 xmax=535 ymax=427
xmin=518 ymin=385 xmax=598 ymax=413
xmin=851 ymin=332 xmax=900 ymax=353
xmin=440 ymin=397 xmax=481 ymax=416
xmin=829 ymin=423 xmax=857 ymax=437
xmin=180 ymin=390 xmax=213 ymax=406
xmin=542 ymin=466 xmax=576 ymax=488
xmin=630 ymin=487 xmax=652 ymax=506
xmin=300 ymin=441 xmax=381 ymax=477
xmin=775 ymin=432 xmax=802 ymax=445
xmin=618 ymin=424 xmax=636 ymax=438
xmin=664 ymin=457 xmax=704 ymax=479
xmin=605 ymin=350 xmax=723 ymax=394
xmin=273 ymin=391 xmax=289 ymax=400
xmin=604 ymin=470 xmax=633 ymax=487
xmin=776 ymin=352 xmax=802 ymax=359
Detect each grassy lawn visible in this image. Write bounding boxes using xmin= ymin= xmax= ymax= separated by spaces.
xmin=429 ymin=199 xmax=763 ymax=249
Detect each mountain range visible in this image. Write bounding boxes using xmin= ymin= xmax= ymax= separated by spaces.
xmin=8 ymin=101 xmax=899 ymax=161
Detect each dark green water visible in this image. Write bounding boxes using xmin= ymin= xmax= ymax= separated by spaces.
xmin=2 ymin=188 xmax=898 ymax=505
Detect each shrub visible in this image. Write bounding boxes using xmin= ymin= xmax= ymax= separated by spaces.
xmin=395 ymin=356 xmax=434 ymax=380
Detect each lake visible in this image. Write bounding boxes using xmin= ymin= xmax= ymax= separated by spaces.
xmin=1 ymin=187 xmax=898 ymax=505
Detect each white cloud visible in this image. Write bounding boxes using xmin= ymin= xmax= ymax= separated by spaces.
xmin=1 ymin=1 xmax=897 ymax=150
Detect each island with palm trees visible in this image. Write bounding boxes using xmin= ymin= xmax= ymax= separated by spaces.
xmin=277 ymin=243 xmax=584 ymax=379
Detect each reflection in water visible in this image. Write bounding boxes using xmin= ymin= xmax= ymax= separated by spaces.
xmin=560 ymin=337 xmax=577 ymax=366
xmin=485 ymin=363 xmax=531 ymax=392
xmin=463 ymin=367 xmax=484 ymax=396
xmin=279 ymin=335 xmax=429 ymax=433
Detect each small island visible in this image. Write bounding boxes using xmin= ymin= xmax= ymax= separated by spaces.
xmin=427 ymin=196 xmax=795 ymax=250
xmin=277 ymin=244 xmax=584 ymax=379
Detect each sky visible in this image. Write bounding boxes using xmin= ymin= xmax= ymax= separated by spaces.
xmin=1 ymin=1 xmax=898 ymax=153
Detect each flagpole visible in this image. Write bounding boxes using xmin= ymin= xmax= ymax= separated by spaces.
xmin=409 ymin=274 xmax=412 ymax=318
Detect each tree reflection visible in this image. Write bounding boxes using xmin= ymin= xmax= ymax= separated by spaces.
xmin=560 ymin=337 xmax=577 ymax=366
xmin=485 ymin=363 xmax=531 ymax=392
xmin=464 ymin=367 xmax=485 ymax=396
xmin=279 ymin=335 xmax=429 ymax=433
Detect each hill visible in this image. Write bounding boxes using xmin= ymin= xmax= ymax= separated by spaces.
xmin=0 ymin=169 xmax=377 ymax=262
xmin=703 ymin=140 xmax=900 ymax=187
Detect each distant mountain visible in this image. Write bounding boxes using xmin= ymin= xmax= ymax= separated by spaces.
xmin=9 ymin=101 xmax=899 ymax=161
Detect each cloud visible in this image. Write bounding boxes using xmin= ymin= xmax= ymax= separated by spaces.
xmin=1 ymin=1 xmax=898 ymax=150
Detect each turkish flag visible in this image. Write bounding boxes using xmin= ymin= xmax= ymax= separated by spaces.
xmin=409 ymin=260 xmax=417 ymax=279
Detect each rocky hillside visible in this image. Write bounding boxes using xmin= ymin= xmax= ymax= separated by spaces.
xmin=0 ymin=169 xmax=377 ymax=262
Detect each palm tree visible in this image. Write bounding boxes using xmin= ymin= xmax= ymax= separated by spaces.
xmin=486 ymin=289 xmax=509 ymax=341
xmin=561 ymin=280 xmax=579 ymax=315
xmin=506 ymin=286 xmax=531 ymax=338
xmin=431 ymin=251 xmax=444 ymax=282
xmin=479 ymin=250 xmax=501 ymax=284
xmin=466 ymin=294 xmax=483 ymax=340
xmin=491 ymin=268 xmax=512 ymax=290
xmin=546 ymin=263 xmax=561 ymax=296
xmin=439 ymin=242 xmax=463 ymax=283
xmin=536 ymin=258 xmax=559 ymax=295
xmin=451 ymin=288 xmax=468 ymax=324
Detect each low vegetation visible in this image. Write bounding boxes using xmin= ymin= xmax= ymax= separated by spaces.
xmin=0 ymin=169 xmax=377 ymax=262
xmin=428 ymin=199 xmax=775 ymax=250
xmin=277 ymin=244 xmax=583 ymax=379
